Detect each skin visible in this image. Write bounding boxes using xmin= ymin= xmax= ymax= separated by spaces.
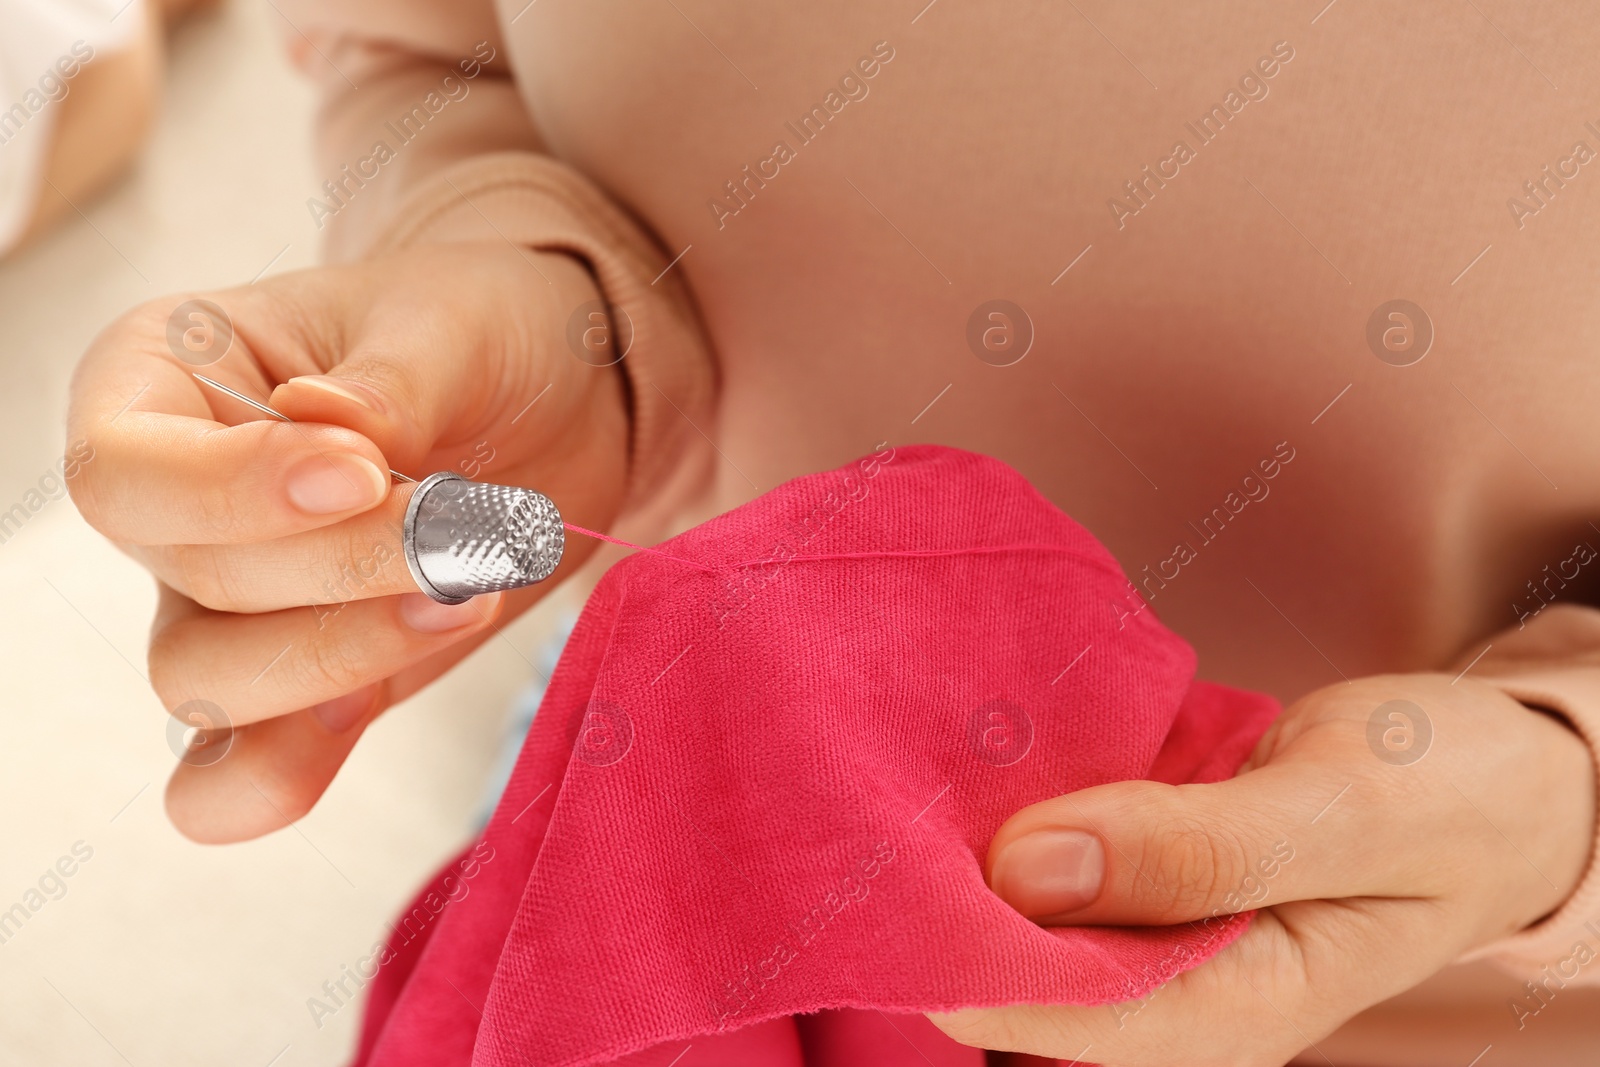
xmin=930 ymin=671 xmax=1596 ymax=1066
xmin=66 ymin=241 xmax=627 ymax=842
xmin=65 ymin=244 xmax=1596 ymax=1060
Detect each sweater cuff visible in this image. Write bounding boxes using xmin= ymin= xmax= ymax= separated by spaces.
xmin=1455 ymin=607 xmax=1600 ymax=978
xmin=359 ymin=151 xmax=714 ymax=518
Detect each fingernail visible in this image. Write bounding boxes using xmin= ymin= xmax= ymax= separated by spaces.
xmin=311 ymin=686 xmax=374 ymax=733
xmin=991 ymin=829 xmax=1105 ymax=918
xmin=287 ymin=375 xmax=386 ymax=414
xmin=399 ymin=591 xmax=497 ymax=633
xmin=286 ymin=454 xmax=388 ymax=515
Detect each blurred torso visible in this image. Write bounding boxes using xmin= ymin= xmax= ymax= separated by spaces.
xmin=503 ymin=1 xmax=1600 ymax=1057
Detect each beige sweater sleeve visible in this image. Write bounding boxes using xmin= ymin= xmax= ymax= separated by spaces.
xmin=276 ymin=0 xmax=714 ymax=515
xmin=1455 ymin=604 xmax=1600 ymax=982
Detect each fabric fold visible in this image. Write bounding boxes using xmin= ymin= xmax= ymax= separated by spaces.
xmin=354 ymin=445 xmax=1281 ymax=1067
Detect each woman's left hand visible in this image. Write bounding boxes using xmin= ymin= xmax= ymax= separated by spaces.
xmin=929 ymin=671 xmax=1596 ymax=1067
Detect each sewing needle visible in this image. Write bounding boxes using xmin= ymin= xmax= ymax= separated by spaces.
xmin=191 ymin=373 xmax=416 ymax=483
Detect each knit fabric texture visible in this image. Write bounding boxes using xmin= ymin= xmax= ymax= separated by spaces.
xmin=351 ymin=445 xmax=1281 ymax=1067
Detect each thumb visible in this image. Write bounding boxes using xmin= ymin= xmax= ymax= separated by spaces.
xmin=267 ymin=352 xmax=474 ymax=479
xmin=985 ymin=767 xmax=1333 ymax=926
xmin=258 ymin=246 xmax=605 ymax=477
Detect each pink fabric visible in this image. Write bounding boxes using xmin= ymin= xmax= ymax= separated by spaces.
xmin=353 ymin=445 xmax=1280 ymax=1067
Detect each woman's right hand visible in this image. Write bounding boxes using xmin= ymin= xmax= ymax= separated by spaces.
xmin=66 ymin=241 xmax=630 ymax=843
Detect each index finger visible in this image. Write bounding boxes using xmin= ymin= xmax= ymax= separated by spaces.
xmin=67 ymin=298 xmax=395 ymax=545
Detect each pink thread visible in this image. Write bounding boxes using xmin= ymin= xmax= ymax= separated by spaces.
xmin=562 ymin=523 xmax=719 ymax=572
xmin=562 ymin=523 xmax=1089 ymax=573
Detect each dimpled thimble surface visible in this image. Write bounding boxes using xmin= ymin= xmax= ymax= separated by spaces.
xmin=403 ymin=472 xmax=565 ymax=604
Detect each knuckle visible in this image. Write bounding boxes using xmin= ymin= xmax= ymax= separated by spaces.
xmin=130 ymin=293 xmax=186 ymax=323
xmin=65 ymin=468 xmax=106 ymax=529
xmin=303 ymin=633 xmax=372 ymax=697
xmin=191 ymin=477 xmax=249 ymax=543
xmin=115 ymin=296 xmax=182 ymax=342
xmin=170 ymin=544 xmax=245 ymax=613
xmin=146 ymin=624 xmax=184 ymax=711
xmin=323 ymin=533 xmax=404 ymax=603
xmin=337 ymin=356 xmax=411 ymax=413
xmin=1131 ymin=815 xmax=1244 ymax=917
xmin=147 ymin=620 xmax=208 ymax=713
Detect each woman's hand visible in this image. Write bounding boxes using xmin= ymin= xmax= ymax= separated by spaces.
xmin=67 ymin=241 xmax=629 ymax=844
xmin=929 ymin=672 xmax=1597 ymax=1067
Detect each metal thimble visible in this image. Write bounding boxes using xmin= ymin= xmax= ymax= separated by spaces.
xmin=403 ymin=472 xmax=565 ymax=604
